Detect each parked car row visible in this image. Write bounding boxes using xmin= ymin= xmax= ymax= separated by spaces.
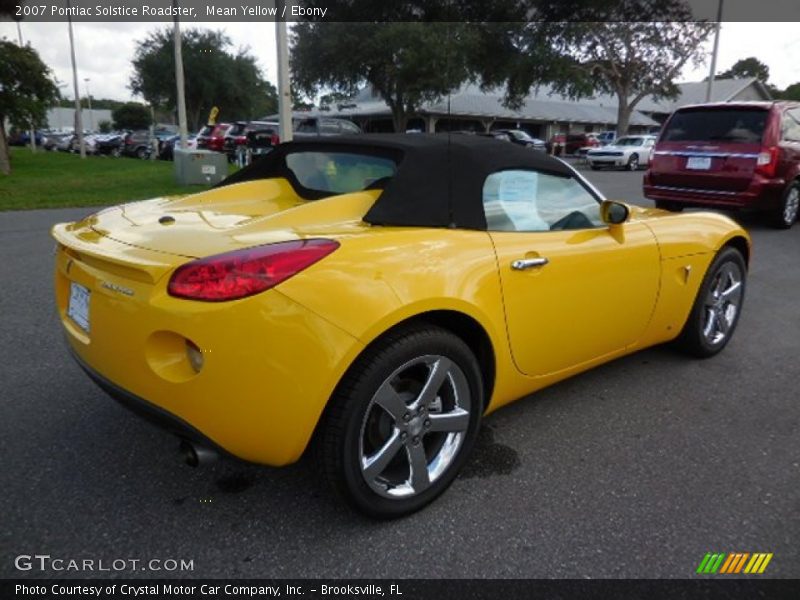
xmin=187 ymin=116 xmax=363 ymax=165
xmin=547 ymin=133 xmax=600 ymax=155
xmin=480 ymin=129 xmax=547 ymax=150
xmin=451 ymin=128 xmax=547 ymax=151
xmin=223 ymin=121 xmax=279 ymax=163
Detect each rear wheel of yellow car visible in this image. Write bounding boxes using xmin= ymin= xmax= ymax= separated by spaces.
xmin=675 ymin=246 xmax=746 ymax=358
xmin=319 ymin=324 xmax=483 ymax=518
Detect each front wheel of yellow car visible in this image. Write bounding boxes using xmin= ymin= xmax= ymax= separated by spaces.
xmin=319 ymin=325 xmax=483 ymax=518
xmin=675 ymin=246 xmax=746 ymax=358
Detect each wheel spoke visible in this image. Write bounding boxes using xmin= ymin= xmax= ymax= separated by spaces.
xmin=374 ymin=380 xmax=408 ymax=421
xmin=406 ymin=443 xmax=431 ymax=493
xmin=713 ymin=271 xmax=729 ymax=298
xmin=362 ymin=430 xmax=404 ymax=480
xmin=717 ymin=310 xmax=732 ymax=335
xmin=721 ymin=280 xmax=741 ymax=301
xmin=415 ymin=357 xmax=452 ymax=408
xmin=428 ymin=408 xmax=470 ymax=433
xmin=703 ymin=307 xmax=718 ymax=339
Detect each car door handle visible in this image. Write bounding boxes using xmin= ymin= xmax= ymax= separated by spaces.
xmin=511 ymin=257 xmax=549 ymax=270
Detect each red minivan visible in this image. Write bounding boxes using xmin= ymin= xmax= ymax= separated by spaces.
xmin=644 ymin=101 xmax=800 ymax=228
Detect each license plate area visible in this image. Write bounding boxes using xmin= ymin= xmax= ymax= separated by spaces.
xmin=67 ymin=282 xmax=91 ymax=333
xmin=686 ymin=156 xmax=712 ymax=170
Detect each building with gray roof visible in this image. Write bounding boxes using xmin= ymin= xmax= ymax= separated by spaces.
xmin=295 ymin=77 xmax=771 ymax=140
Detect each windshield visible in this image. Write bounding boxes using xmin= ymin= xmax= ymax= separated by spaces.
xmin=509 ymin=130 xmax=532 ymax=141
xmin=662 ymin=108 xmax=768 ymax=143
xmin=285 ymin=151 xmax=397 ymax=195
xmin=615 ymin=137 xmax=644 ymax=146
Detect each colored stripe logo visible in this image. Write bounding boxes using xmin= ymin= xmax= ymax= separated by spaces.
xmin=696 ymin=552 xmax=773 ymax=574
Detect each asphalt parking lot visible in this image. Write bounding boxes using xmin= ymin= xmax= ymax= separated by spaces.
xmin=1 ymin=164 xmax=798 ymax=579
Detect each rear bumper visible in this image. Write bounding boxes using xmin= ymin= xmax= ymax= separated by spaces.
xmin=70 ymin=347 xmax=226 ymax=455
xmin=644 ymin=177 xmax=785 ymax=209
xmin=54 ymin=240 xmax=363 ymax=466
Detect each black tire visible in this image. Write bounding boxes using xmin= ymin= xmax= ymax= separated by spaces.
xmin=318 ymin=324 xmax=483 ymax=518
xmin=654 ymin=200 xmax=685 ymax=212
xmin=770 ymin=182 xmax=799 ymax=229
xmin=111 ymin=147 xmax=121 ymax=158
xmin=627 ymin=154 xmax=640 ymax=171
xmin=136 ymin=147 xmax=147 ymax=159
xmin=674 ymin=246 xmax=747 ymax=358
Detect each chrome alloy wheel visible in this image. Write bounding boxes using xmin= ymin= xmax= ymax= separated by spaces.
xmin=783 ymin=186 xmax=799 ymax=225
xmin=702 ymin=262 xmax=744 ymax=345
xmin=358 ymin=355 xmax=471 ymax=499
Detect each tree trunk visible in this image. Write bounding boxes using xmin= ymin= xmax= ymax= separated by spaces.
xmin=0 ymin=119 xmax=10 ymax=176
xmin=616 ymin=97 xmax=632 ymax=137
xmin=190 ymin=109 xmax=201 ymax=133
xmin=391 ymin=107 xmax=408 ymax=133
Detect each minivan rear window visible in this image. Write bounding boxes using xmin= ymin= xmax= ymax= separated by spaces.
xmin=662 ymin=108 xmax=768 ymax=144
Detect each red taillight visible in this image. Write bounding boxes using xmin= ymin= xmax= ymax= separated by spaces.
xmin=271 ymin=133 xmax=280 ymax=145
xmin=167 ymin=239 xmax=339 ymax=301
xmin=755 ymin=146 xmax=779 ymax=178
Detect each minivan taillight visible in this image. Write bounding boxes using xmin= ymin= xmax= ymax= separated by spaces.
xmin=271 ymin=133 xmax=280 ymax=146
xmin=168 ymin=239 xmax=339 ymax=301
xmin=755 ymin=146 xmax=779 ymax=178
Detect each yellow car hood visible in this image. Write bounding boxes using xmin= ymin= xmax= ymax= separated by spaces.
xmin=84 ymin=178 xmax=379 ymax=258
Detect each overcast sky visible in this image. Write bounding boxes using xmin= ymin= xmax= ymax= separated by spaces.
xmin=1 ymin=21 xmax=798 ymax=103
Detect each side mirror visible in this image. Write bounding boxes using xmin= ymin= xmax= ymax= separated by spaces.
xmin=600 ymin=200 xmax=630 ymax=225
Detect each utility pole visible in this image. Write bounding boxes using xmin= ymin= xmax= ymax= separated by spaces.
xmin=67 ymin=1 xmax=85 ymax=158
xmin=705 ymin=0 xmax=724 ymax=103
xmin=173 ymin=0 xmax=188 ymax=149
xmin=275 ymin=0 xmax=293 ymax=143
xmin=84 ymin=78 xmax=93 ymax=132
xmin=15 ymin=20 xmax=36 ymax=153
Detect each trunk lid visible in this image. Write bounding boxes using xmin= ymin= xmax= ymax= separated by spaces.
xmin=86 ymin=178 xmax=378 ymax=259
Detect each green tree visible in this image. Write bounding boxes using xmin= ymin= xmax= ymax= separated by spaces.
xmin=0 ymin=38 xmax=60 ymax=174
xmin=98 ymin=120 xmax=112 ymax=133
xmin=473 ymin=2 xmax=713 ymax=136
xmin=112 ymin=103 xmax=152 ymax=130
xmin=575 ymin=19 xmax=714 ymax=135
xmin=58 ymin=97 xmax=127 ymax=111
xmin=718 ymin=57 xmax=770 ymax=82
xmin=291 ymin=22 xmax=479 ymax=132
xmin=778 ymin=82 xmax=800 ymax=101
xmin=130 ymin=28 xmax=278 ymax=131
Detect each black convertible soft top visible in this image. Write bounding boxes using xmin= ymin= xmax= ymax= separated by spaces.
xmin=218 ymin=133 xmax=576 ymax=230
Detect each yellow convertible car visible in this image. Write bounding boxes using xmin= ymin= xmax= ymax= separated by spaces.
xmin=53 ymin=135 xmax=750 ymax=517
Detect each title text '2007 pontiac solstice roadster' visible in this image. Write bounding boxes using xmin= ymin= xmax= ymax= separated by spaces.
xmin=53 ymin=134 xmax=750 ymax=517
